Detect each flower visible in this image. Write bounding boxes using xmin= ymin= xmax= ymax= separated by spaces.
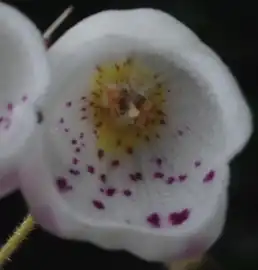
xmin=0 ymin=6 xmax=252 ymax=262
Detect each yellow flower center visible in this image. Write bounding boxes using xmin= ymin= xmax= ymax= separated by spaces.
xmin=89 ymin=58 xmax=166 ymax=155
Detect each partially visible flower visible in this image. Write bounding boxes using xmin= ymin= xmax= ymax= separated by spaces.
xmin=0 ymin=6 xmax=252 ymax=263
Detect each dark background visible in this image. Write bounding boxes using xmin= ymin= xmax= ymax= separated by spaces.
xmin=1 ymin=0 xmax=258 ymax=269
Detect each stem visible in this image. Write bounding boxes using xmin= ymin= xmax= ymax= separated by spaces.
xmin=0 ymin=215 xmax=35 ymax=267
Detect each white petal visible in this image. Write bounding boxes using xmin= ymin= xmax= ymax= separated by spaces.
xmin=0 ymin=3 xmax=49 ymax=198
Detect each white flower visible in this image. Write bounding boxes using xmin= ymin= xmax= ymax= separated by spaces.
xmin=0 ymin=5 xmax=252 ymax=262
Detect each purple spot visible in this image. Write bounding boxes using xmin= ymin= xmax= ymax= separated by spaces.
xmin=81 ymin=116 xmax=87 ymax=120
xmin=147 ymin=213 xmax=161 ymax=228
xmin=7 ymin=103 xmax=13 ymax=112
xmin=87 ymin=166 xmax=95 ymax=174
xmin=64 ymin=128 xmax=69 ymax=133
xmin=105 ymin=188 xmax=116 ymax=197
xmin=81 ymin=96 xmax=87 ymax=101
xmin=66 ymin=101 xmax=72 ymax=107
xmin=135 ymin=172 xmax=142 ymax=181
xmin=111 ymin=160 xmax=120 ymax=167
xmin=75 ymin=147 xmax=81 ymax=153
xmin=100 ymin=188 xmax=104 ymax=193
xmin=98 ymin=149 xmax=104 ymax=160
xmin=179 ymin=174 xmax=188 ymax=182
xmin=79 ymin=132 xmax=84 ymax=139
xmin=69 ymin=169 xmax=80 ymax=176
xmin=178 ymin=130 xmax=184 ymax=136
xmin=0 ymin=117 xmax=3 ymax=123
xmin=195 ymin=160 xmax=201 ymax=167
xmin=100 ymin=174 xmax=106 ymax=183
xmin=123 ymin=189 xmax=132 ymax=197
xmin=203 ymin=170 xmax=215 ymax=183
xmin=156 ymin=158 xmax=162 ymax=166
xmin=169 ymin=208 xmax=190 ymax=226
xmin=59 ymin=118 xmax=64 ymax=124
xmin=22 ymin=95 xmax=28 ymax=102
xmin=154 ymin=172 xmax=164 ymax=179
xmin=71 ymin=139 xmax=77 ymax=145
xmin=129 ymin=174 xmax=136 ymax=182
xmin=72 ymin=157 xmax=79 ymax=165
xmin=167 ymin=177 xmax=175 ymax=184
xmin=92 ymin=200 xmax=105 ymax=210
xmin=81 ymin=108 xmax=87 ymax=112
xmin=56 ymin=177 xmax=72 ymax=192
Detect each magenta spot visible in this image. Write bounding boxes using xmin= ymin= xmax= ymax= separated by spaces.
xmin=72 ymin=157 xmax=79 ymax=165
xmin=66 ymin=101 xmax=72 ymax=107
xmin=154 ymin=172 xmax=164 ymax=179
xmin=203 ymin=170 xmax=215 ymax=183
xmin=123 ymin=189 xmax=132 ymax=197
xmin=167 ymin=177 xmax=175 ymax=184
xmin=71 ymin=139 xmax=77 ymax=145
xmin=100 ymin=174 xmax=106 ymax=183
xmin=64 ymin=128 xmax=69 ymax=133
xmin=147 ymin=213 xmax=161 ymax=228
xmin=7 ymin=103 xmax=13 ymax=112
xmin=81 ymin=116 xmax=87 ymax=120
xmin=87 ymin=166 xmax=95 ymax=174
xmin=178 ymin=130 xmax=184 ymax=136
xmin=195 ymin=160 xmax=201 ymax=167
xmin=100 ymin=188 xmax=104 ymax=193
xmin=135 ymin=172 xmax=142 ymax=181
xmin=179 ymin=174 xmax=188 ymax=182
xmin=22 ymin=95 xmax=28 ymax=102
xmin=105 ymin=188 xmax=116 ymax=197
xmin=92 ymin=200 xmax=105 ymax=210
xmin=0 ymin=117 xmax=3 ymax=123
xmin=69 ymin=169 xmax=80 ymax=176
xmin=126 ymin=147 xmax=133 ymax=155
xmin=59 ymin=117 xmax=64 ymax=124
xmin=56 ymin=177 xmax=72 ymax=192
xmin=156 ymin=158 xmax=162 ymax=166
xmin=129 ymin=174 xmax=136 ymax=182
xmin=75 ymin=147 xmax=81 ymax=153
xmin=169 ymin=208 xmax=190 ymax=226
xmin=79 ymin=132 xmax=84 ymax=139
xmin=111 ymin=160 xmax=120 ymax=167
xmin=98 ymin=149 xmax=104 ymax=160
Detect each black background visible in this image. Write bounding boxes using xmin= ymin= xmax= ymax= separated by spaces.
xmin=1 ymin=1 xmax=258 ymax=269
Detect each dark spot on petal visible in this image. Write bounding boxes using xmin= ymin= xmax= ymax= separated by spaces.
xmin=100 ymin=188 xmax=104 ymax=193
xmin=7 ymin=103 xmax=13 ymax=112
xmin=100 ymin=174 xmax=106 ymax=183
xmin=203 ymin=170 xmax=215 ymax=183
xmin=194 ymin=160 xmax=201 ymax=167
xmin=66 ymin=101 xmax=72 ymax=107
xmin=156 ymin=158 xmax=162 ymax=166
xmin=71 ymin=139 xmax=77 ymax=145
xmin=22 ymin=95 xmax=28 ymax=102
xmin=81 ymin=108 xmax=87 ymax=112
xmin=169 ymin=209 xmax=190 ymax=226
xmin=156 ymin=134 xmax=160 ymax=139
xmin=129 ymin=174 xmax=136 ymax=182
xmin=179 ymin=174 xmax=187 ymax=182
xmin=56 ymin=177 xmax=72 ymax=192
xmin=116 ymin=139 xmax=121 ymax=146
xmin=98 ymin=149 xmax=104 ymax=159
xmin=160 ymin=119 xmax=166 ymax=125
xmin=135 ymin=172 xmax=142 ymax=181
xmin=123 ymin=189 xmax=132 ymax=197
xmin=126 ymin=147 xmax=133 ymax=155
xmin=69 ymin=169 xmax=80 ymax=176
xmin=0 ymin=117 xmax=3 ymax=123
xmin=36 ymin=111 xmax=44 ymax=124
xmin=92 ymin=200 xmax=105 ymax=210
xmin=96 ymin=65 xmax=102 ymax=72
xmin=64 ymin=128 xmax=69 ymax=133
xmin=81 ymin=116 xmax=87 ymax=120
xmin=106 ymin=188 xmax=116 ymax=197
xmin=115 ymin=64 xmax=120 ymax=71
xmin=75 ymin=147 xmax=81 ymax=153
xmin=167 ymin=177 xmax=175 ymax=184
xmin=96 ymin=122 xmax=102 ymax=128
xmin=145 ymin=135 xmax=150 ymax=142
xmin=147 ymin=213 xmax=161 ymax=228
xmin=111 ymin=160 xmax=120 ymax=167
xmin=154 ymin=172 xmax=164 ymax=179
xmin=178 ymin=130 xmax=184 ymax=136
xmin=79 ymin=132 xmax=84 ymax=139
xmin=81 ymin=96 xmax=87 ymax=101
xmin=59 ymin=117 xmax=64 ymax=124
xmin=72 ymin=157 xmax=79 ymax=165
xmin=87 ymin=166 xmax=95 ymax=174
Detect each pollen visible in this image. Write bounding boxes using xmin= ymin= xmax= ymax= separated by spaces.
xmin=89 ymin=58 xmax=166 ymax=155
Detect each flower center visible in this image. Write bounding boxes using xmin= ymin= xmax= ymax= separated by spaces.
xmin=88 ymin=58 xmax=166 ymax=154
